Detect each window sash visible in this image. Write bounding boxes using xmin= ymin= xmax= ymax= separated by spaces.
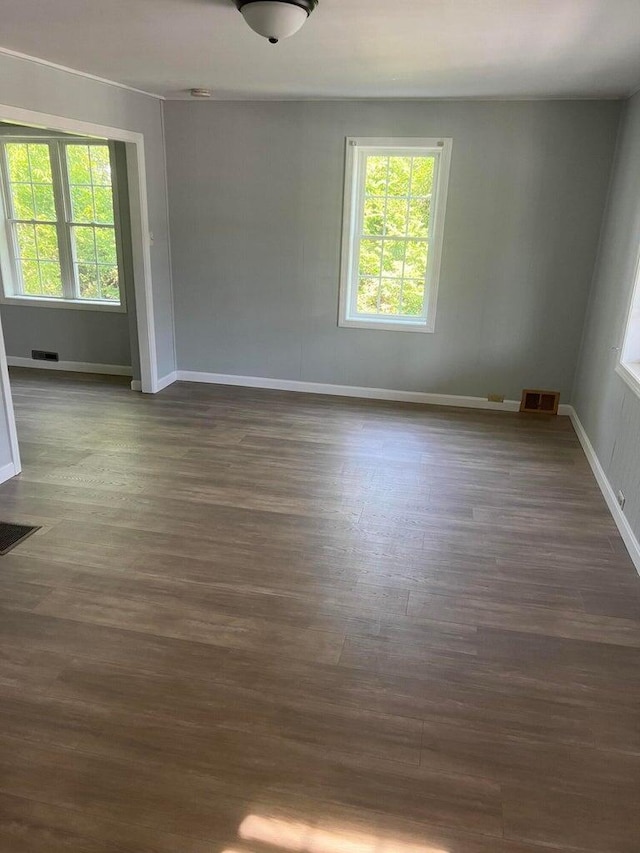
xmin=339 ymin=138 xmax=452 ymax=333
xmin=0 ymin=138 xmax=123 ymax=306
xmin=350 ymin=148 xmax=439 ymax=323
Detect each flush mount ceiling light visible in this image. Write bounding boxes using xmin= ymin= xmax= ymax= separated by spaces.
xmin=234 ymin=0 xmax=318 ymax=44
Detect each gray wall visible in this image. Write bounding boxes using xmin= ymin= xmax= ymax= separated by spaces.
xmin=0 ymin=305 xmax=131 ymax=366
xmin=0 ymin=51 xmax=176 ymax=379
xmin=165 ymin=100 xmax=620 ymax=400
xmin=573 ymin=92 xmax=640 ymax=544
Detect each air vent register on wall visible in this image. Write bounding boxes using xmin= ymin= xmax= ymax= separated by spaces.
xmin=31 ymin=350 xmax=59 ymax=362
xmin=520 ymin=389 xmax=561 ymax=415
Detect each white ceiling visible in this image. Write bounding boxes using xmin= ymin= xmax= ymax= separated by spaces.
xmin=2 ymin=0 xmax=640 ymax=100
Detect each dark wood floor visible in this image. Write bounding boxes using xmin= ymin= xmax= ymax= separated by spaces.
xmin=0 ymin=367 xmax=639 ymax=853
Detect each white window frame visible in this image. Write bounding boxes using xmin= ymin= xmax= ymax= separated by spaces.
xmin=616 ymin=241 xmax=640 ymax=398
xmin=338 ymin=136 xmax=452 ymax=333
xmin=0 ymin=136 xmax=126 ymax=313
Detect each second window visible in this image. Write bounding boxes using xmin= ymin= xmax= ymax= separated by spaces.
xmin=339 ymin=137 xmax=452 ymax=332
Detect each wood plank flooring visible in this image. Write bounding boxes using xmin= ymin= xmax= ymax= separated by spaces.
xmin=0 ymin=367 xmax=639 ymax=853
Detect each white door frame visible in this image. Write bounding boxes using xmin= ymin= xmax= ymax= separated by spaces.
xmin=0 ymin=103 xmax=162 ymax=481
xmin=0 ymin=309 xmax=20 ymax=478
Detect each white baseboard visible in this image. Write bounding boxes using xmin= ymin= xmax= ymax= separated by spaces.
xmin=130 ymin=380 xmax=142 ymax=392
xmin=568 ymin=406 xmax=640 ymax=575
xmin=0 ymin=461 xmax=17 ymax=485
xmin=155 ymin=371 xmax=177 ymax=392
xmin=7 ymin=357 xmax=132 ymax=377
xmin=175 ymin=370 xmax=557 ymax=413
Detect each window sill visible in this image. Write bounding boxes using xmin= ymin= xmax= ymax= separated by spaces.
xmin=339 ymin=317 xmax=434 ymax=333
xmin=616 ymin=361 xmax=640 ymax=399
xmin=0 ymin=295 xmax=125 ymax=313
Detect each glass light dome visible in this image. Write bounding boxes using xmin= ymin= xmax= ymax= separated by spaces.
xmin=236 ymin=1 xmax=318 ymax=44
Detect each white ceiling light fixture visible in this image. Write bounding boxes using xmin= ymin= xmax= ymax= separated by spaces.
xmin=234 ymin=0 xmax=318 ymax=44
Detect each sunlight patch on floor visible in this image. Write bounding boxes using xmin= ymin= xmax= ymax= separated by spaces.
xmin=234 ymin=814 xmax=449 ymax=853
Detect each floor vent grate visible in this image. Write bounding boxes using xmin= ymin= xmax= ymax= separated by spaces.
xmin=0 ymin=522 xmax=41 ymax=555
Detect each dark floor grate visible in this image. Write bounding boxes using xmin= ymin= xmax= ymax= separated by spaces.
xmin=0 ymin=522 xmax=40 ymax=555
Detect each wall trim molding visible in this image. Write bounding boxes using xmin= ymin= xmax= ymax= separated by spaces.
xmin=156 ymin=371 xmax=177 ymax=392
xmin=130 ymin=380 xmax=142 ymax=392
xmin=0 ymin=46 xmax=164 ymax=101
xmin=568 ymin=406 xmax=640 ymax=575
xmin=174 ymin=369 xmax=574 ymax=414
xmin=0 ymin=461 xmax=16 ymax=485
xmin=7 ymin=357 xmax=132 ymax=377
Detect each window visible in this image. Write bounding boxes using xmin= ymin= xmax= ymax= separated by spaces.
xmin=339 ymin=137 xmax=452 ymax=332
xmin=0 ymin=138 xmax=123 ymax=309
xmin=617 ymin=244 xmax=640 ymax=397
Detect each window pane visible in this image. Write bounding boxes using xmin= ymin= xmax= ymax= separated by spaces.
xmin=362 ymin=197 xmax=385 ymax=235
xmin=20 ymin=260 xmax=41 ymax=295
xmin=70 ymin=186 xmax=94 ymax=222
xmin=71 ymin=223 xmax=120 ymax=303
xmin=358 ymin=238 xmax=382 ymax=277
xmin=13 ymin=221 xmax=63 ymax=298
xmin=401 ymin=280 xmax=425 ymax=316
xmin=17 ymin=259 xmax=63 ymax=298
xmin=28 ymin=144 xmax=53 ymax=183
xmin=66 ymin=145 xmax=91 ymax=185
xmin=95 ymin=228 xmax=117 ymax=265
xmin=34 ymin=224 xmax=60 ymax=261
xmin=357 ymin=277 xmax=380 ymax=313
xmin=408 ymin=198 xmax=430 ymax=238
xmin=12 ymin=184 xmax=35 ymax=219
xmin=387 ymin=157 xmax=411 ymax=197
xmin=33 ymin=183 xmax=56 ymax=221
xmin=98 ymin=266 xmax=120 ymax=301
xmin=67 ymin=144 xmax=114 ymax=225
xmin=73 ymin=226 xmax=97 ymax=263
xmin=77 ymin=263 xmax=100 ymax=299
xmin=385 ymin=199 xmax=408 ymax=236
xmin=364 ymin=156 xmax=388 ymax=196
xmin=89 ymin=145 xmax=112 ymax=185
xmin=16 ymin=224 xmax=60 ymax=264
xmin=379 ymin=278 xmax=402 ymax=315
xmin=411 ymin=156 xmax=435 ymax=196
xmin=6 ymin=144 xmax=30 ymax=182
xmin=93 ymin=186 xmax=114 ymax=224
xmin=39 ymin=261 xmax=63 ymax=297
xmin=381 ymin=240 xmax=406 ymax=278
xmin=16 ymin=223 xmax=38 ymax=259
xmin=6 ymin=143 xmax=55 ymax=222
xmin=404 ymin=241 xmax=428 ymax=280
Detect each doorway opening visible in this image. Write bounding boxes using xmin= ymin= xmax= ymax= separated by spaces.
xmin=0 ymin=103 xmax=160 ymax=484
